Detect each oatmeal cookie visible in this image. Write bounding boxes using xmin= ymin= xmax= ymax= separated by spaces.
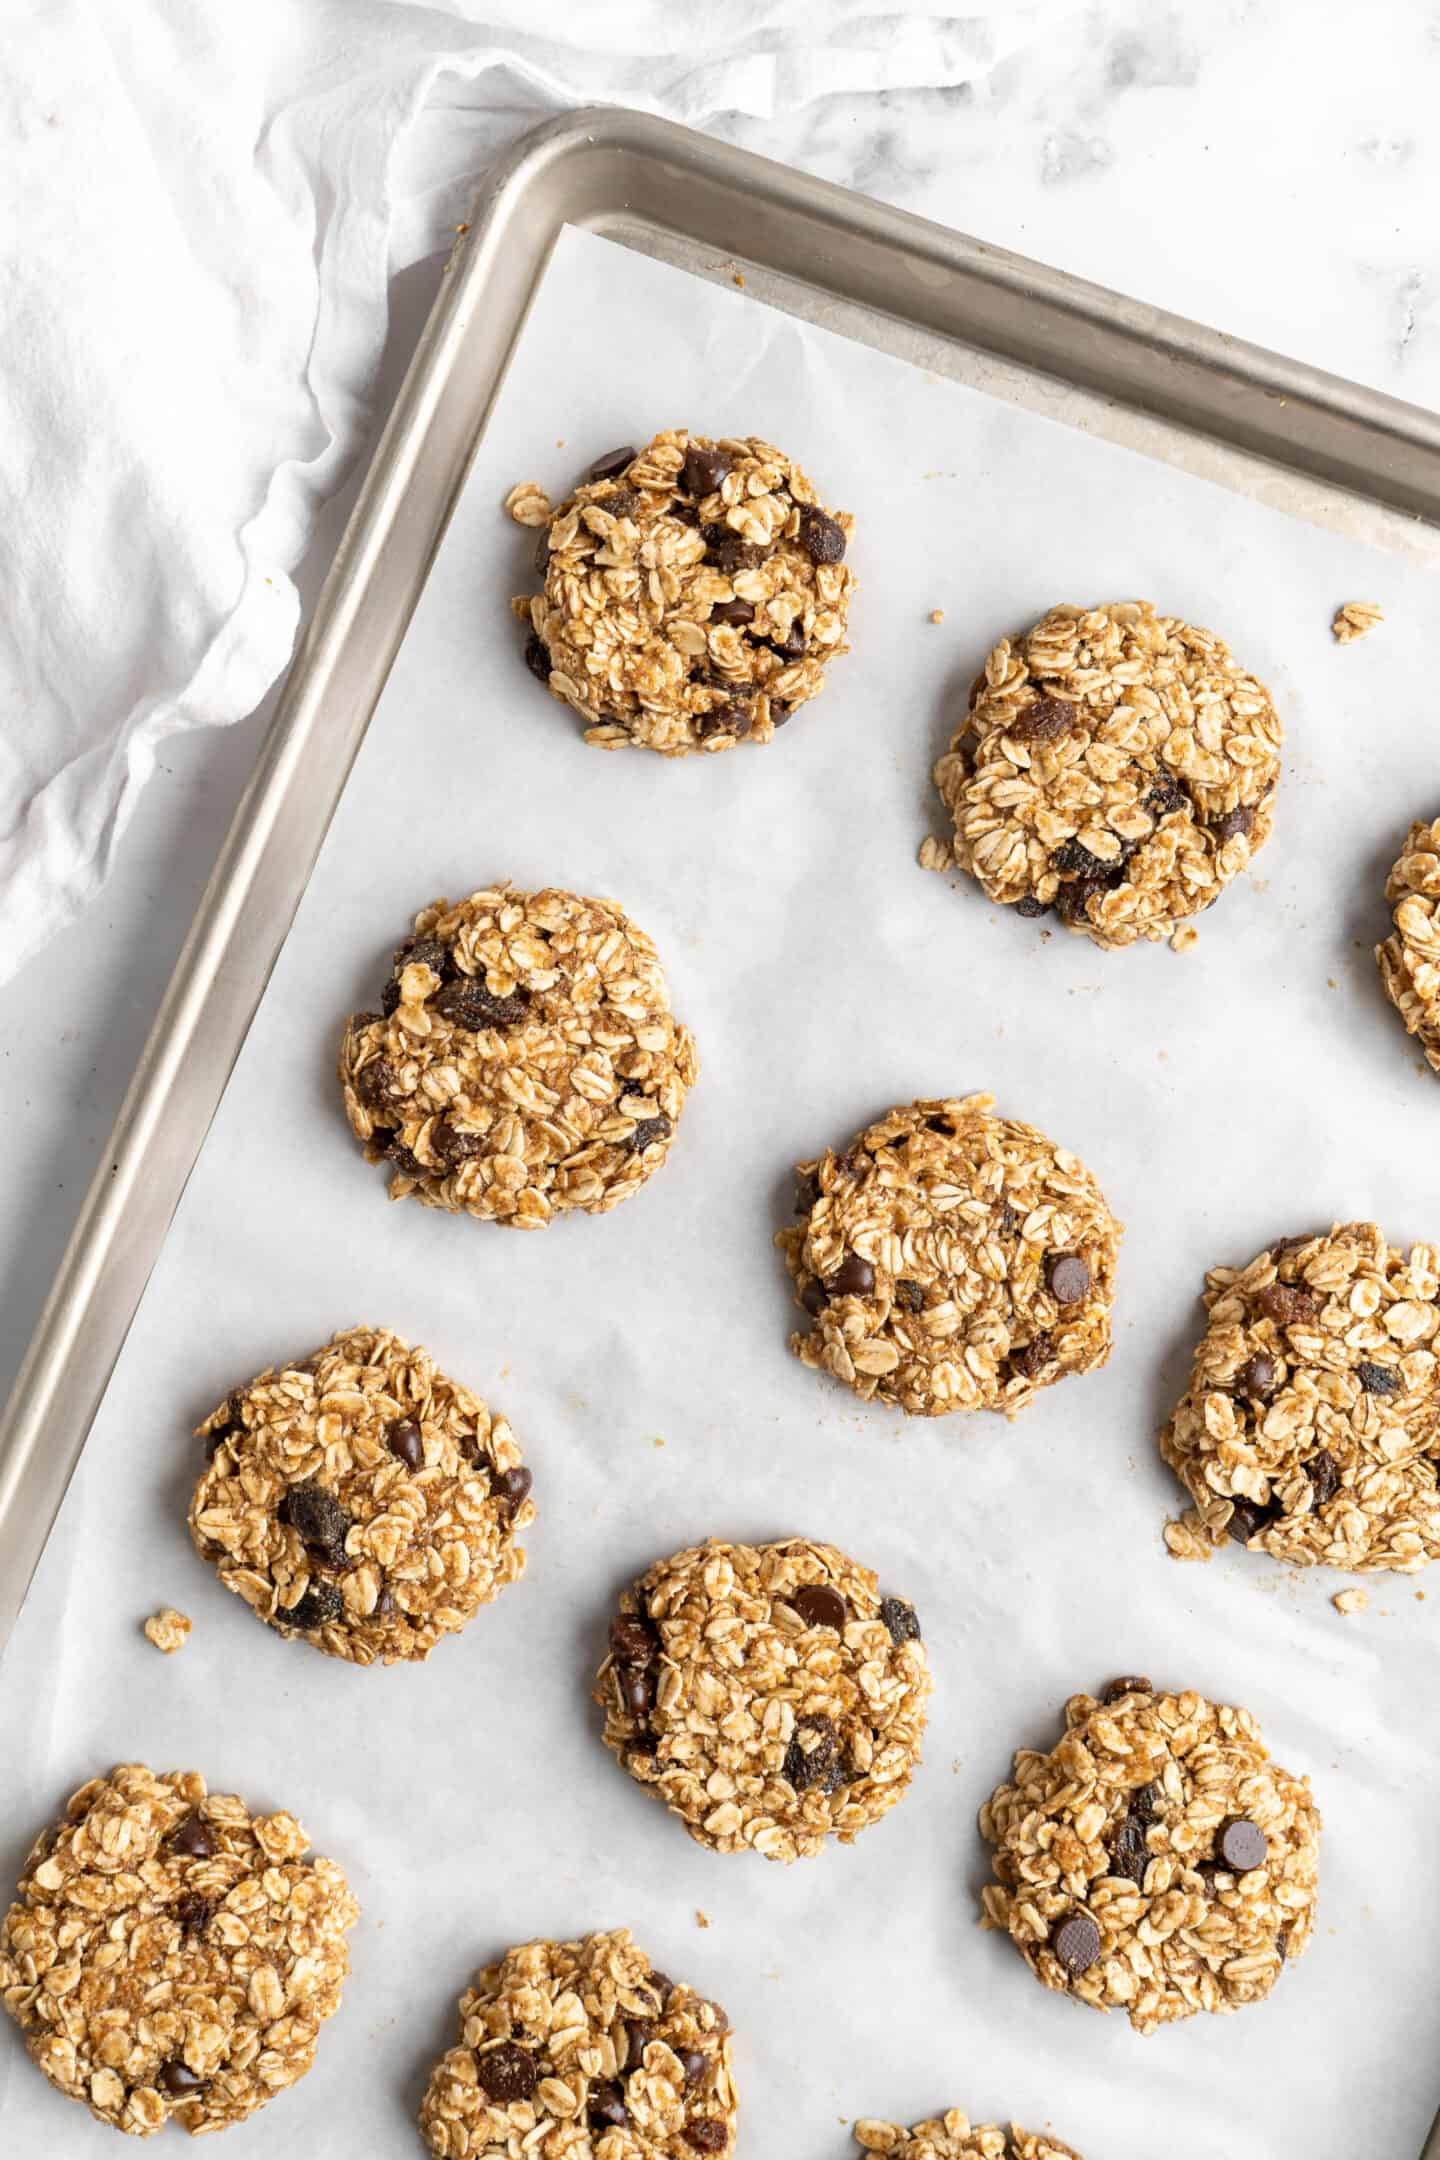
xmin=776 ymin=1095 xmax=1120 ymax=1417
xmin=1160 ymin=1223 xmax=1440 ymax=1570
xmin=189 ymin=1326 xmax=533 ymax=1663
xmin=419 ymin=1929 xmax=736 ymax=2158
xmin=854 ymin=2111 xmax=1081 ymax=2159
xmin=510 ymin=431 xmax=854 ymax=754
xmin=933 ymin=601 xmax=1281 ymax=948
xmin=0 ymin=1764 xmax=357 ymax=2137
xmin=979 ymin=1680 xmax=1320 ymax=2033
xmin=594 ymin=1537 xmax=931 ymax=1863
xmin=1376 ymin=816 xmax=1440 ymax=1076
xmin=338 ymin=884 xmax=698 ymax=1227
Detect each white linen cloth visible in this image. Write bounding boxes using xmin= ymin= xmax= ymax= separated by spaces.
xmin=0 ymin=2 xmax=1018 ymax=983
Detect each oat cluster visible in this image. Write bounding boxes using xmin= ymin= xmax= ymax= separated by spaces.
xmin=510 ymin=431 xmax=854 ymax=755
xmin=594 ymin=1538 xmax=932 ymax=1863
xmin=339 ymin=884 xmax=698 ymax=1228
xmin=143 ymin=1608 xmax=191 ymax=1655
xmin=979 ymin=1683 xmax=1320 ymax=2033
xmin=1331 ymin=599 xmax=1384 ymax=643
xmin=776 ymin=1096 xmax=1120 ymax=1417
xmin=0 ymin=1764 xmax=357 ymax=2137
xmin=1160 ymin=1224 xmax=1440 ymax=1571
xmin=1376 ymin=816 xmax=1440 ymax=1077
xmin=854 ymin=2111 xmax=1081 ymax=2159
xmin=190 ymin=1326 xmax=533 ymax=1664
xmin=419 ymin=1929 xmax=736 ymax=2159
xmin=933 ymin=601 xmax=1281 ymax=949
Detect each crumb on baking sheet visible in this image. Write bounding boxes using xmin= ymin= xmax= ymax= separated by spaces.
xmin=695 ymin=1909 xmax=709 ymax=1929
xmin=1332 ymin=600 xmax=1383 ymax=643
xmin=1333 ymin=1588 xmax=1369 ymax=1616
xmin=929 ymin=609 xmax=945 ymax=624
xmin=918 ymin=835 xmax=952 ymax=873
xmin=143 ymin=1608 xmax=192 ymax=1654
xmin=1169 ymin=924 xmax=1200 ymax=954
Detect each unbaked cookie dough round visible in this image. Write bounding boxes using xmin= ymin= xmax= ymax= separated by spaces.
xmin=0 ymin=1764 xmax=358 ymax=2137
xmin=338 ymin=883 xmax=698 ymax=1227
xmin=1376 ymin=815 xmax=1440 ymax=1076
xmin=190 ymin=1326 xmax=533 ymax=1663
xmin=854 ymin=2110 xmax=1082 ymax=2160
xmin=933 ymin=601 xmax=1282 ymax=949
xmin=594 ymin=1537 xmax=932 ymax=1863
xmin=419 ymin=1929 xmax=736 ymax=2159
xmin=510 ymin=431 xmax=854 ymax=754
xmin=1160 ymin=1222 xmax=1440 ymax=1571
xmin=979 ymin=1681 xmax=1320 ymax=2034
xmin=775 ymin=1095 xmax=1121 ymax=1417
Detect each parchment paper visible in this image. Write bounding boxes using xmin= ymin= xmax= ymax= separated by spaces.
xmin=4 ymin=223 xmax=1439 ymax=2160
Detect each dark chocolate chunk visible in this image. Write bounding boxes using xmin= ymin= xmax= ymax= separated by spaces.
xmin=478 ymin=2042 xmax=538 ymax=2104
xmin=588 ymin=446 xmax=636 ymax=482
xmin=1101 ymin=1676 xmax=1152 ymax=1704
xmin=588 ymin=2081 xmax=629 ymax=2131
xmin=792 ymin=1583 xmax=847 ymax=1632
xmin=1257 ymin=1282 xmax=1316 ymax=1327
xmin=622 ymin=2020 xmax=658 ymax=2073
xmin=610 ymin=1614 xmax=658 ymax=1666
xmin=157 ymin=2060 xmax=205 ymax=2097
xmin=678 ymin=2047 xmax=708 ymax=2090
xmin=1051 ymin=1912 xmax=1101 ymax=1977
xmin=1305 ymin=1448 xmax=1341 ymax=1508
xmin=282 ymin=1580 xmax=345 ymax=1631
xmin=1010 ymin=696 xmax=1075 ymax=744
xmin=782 ymin=1713 xmax=842 ymax=1793
xmin=524 ymin=633 xmax=551 ymax=684
xmin=433 ymin=976 xmax=530 ymax=1031
xmin=796 ymin=504 xmax=846 ymax=564
xmin=1357 ymin=1360 xmax=1400 ymax=1396
xmin=705 ymin=532 xmax=764 ymax=576
xmin=800 ymin=1277 xmax=829 ymax=1317
xmin=878 ymin=1595 xmax=921 ymax=1646
xmin=695 ymin=698 xmax=753 ymax=739
xmin=794 ymin=1169 xmax=820 ymax=1215
xmin=173 ymin=1893 xmax=213 ymax=1937
xmin=386 ymin=1419 xmax=424 ymax=1472
xmin=709 ymin=596 xmax=754 ymax=626
xmin=533 ymin=527 xmax=550 ymax=577
xmin=893 ymin=1278 xmax=925 ymax=1313
xmin=1212 ymin=804 xmax=1255 ymax=845
xmin=380 ymin=979 xmax=401 ymax=1017
xmin=767 ymin=622 xmax=807 ymax=661
xmin=626 ymin=1112 xmax=672 ymax=1154
xmin=827 ymin=1253 xmax=875 ymax=1298
xmin=1227 ymin=1496 xmax=1281 ymax=1545
xmin=647 ymin=1971 xmax=675 ymax=2006
xmin=683 ymin=444 xmax=732 ymax=496
xmin=493 ymin=1465 xmax=533 ymax=1516
xmin=620 ymin=1667 xmax=654 ymax=1719
xmin=278 ymin=1483 xmax=352 ymax=1569
xmin=1218 ymin=1817 xmax=1268 ymax=1871
xmin=1236 ymin=1352 xmax=1278 ymax=1399
xmin=165 ymin=1814 xmax=216 ymax=1862
xmin=1046 ymin=1254 xmax=1091 ymax=1306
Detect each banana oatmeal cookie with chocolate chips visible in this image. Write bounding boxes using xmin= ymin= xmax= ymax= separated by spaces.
xmin=190 ymin=1326 xmax=533 ymax=1664
xmin=933 ymin=601 xmax=1281 ymax=949
xmin=1376 ymin=815 xmax=1440 ymax=1076
xmin=338 ymin=884 xmax=697 ymax=1227
xmin=776 ymin=1095 xmax=1120 ymax=1417
xmin=510 ymin=431 xmax=854 ymax=754
xmin=594 ymin=1537 xmax=931 ymax=1863
xmin=419 ymin=1929 xmax=736 ymax=2158
xmin=0 ymin=1763 xmax=357 ymax=2137
xmin=979 ymin=1681 xmax=1320 ymax=2034
xmin=1160 ymin=1223 xmax=1440 ymax=1571
xmin=854 ymin=2110 xmax=1082 ymax=2159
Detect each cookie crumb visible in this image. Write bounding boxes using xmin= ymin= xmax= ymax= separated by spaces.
xmin=1332 ymin=600 xmax=1383 ymax=643
xmin=1163 ymin=1512 xmax=1212 ymax=1562
xmin=695 ymin=1909 xmax=709 ymax=1929
xmin=732 ymin=272 xmax=745 ymax=287
xmin=1169 ymin=923 xmax=1200 ymax=954
xmin=929 ymin=609 xmax=945 ymax=624
xmin=142 ymin=1608 xmax=192 ymax=1654
xmin=918 ymin=835 xmax=953 ymax=873
xmin=1333 ymin=1588 xmax=1369 ymax=1616
xmin=503 ymin=481 xmax=551 ymax=528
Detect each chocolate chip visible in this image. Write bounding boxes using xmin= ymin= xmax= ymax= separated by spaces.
xmin=493 ymin=1465 xmax=533 ymax=1516
xmin=800 ymin=1278 xmax=829 ymax=1317
xmin=433 ymin=976 xmax=530 ymax=1031
xmin=647 ymin=1971 xmax=675 ymax=2007
xmin=588 ymin=446 xmax=635 ymax=482
xmin=610 ymin=1613 xmax=657 ymax=1665
xmin=1007 ymin=1333 xmax=1054 ymax=1381
xmin=1212 ymin=804 xmax=1255 ymax=845
xmin=705 ymin=532 xmax=764 ymax=576
xmin=709 ymin=596 xmax=755 ymax=627
xmin=678 ymin=2047 xmax=708 ymax=2090
xmin=524 ymin=633 xmax=551 ymax=684
xmin=1276 ymin=1928 xmax=1290 ymax=1964
xmin=827 ymin=1253 xmax=875 ymax=1298
xmin=478 ymin=2042 xmax=538 ymax=2104
xmin=894 ymin=1278 xmax=924 ymax=1313
xmin=157 ymin=2060 xmax=205 ymax=2097
xmin=1109 ymin=1815 xmax=1150 ymax=1887
xmin=782 ymin=1713 xmax=842 ymax=1793
xmin=1144 ymin=770 xmax=1190 ymax=818
xmin=431 ymin=1116 xmax=486 ymax=1168
xmin=1305 ymin=1448 xmax=1341 ymax=1508
xmin=380 ymin=980 xmax=401 ymax=1016
xmin=1046 ymin=1254 xmax=1091 ymax=1306
xmin=386 ymin=1138 xmax=425 ymax=1179
xmin=683 ymin=444 xmax=732 ymax=496
xmin=1051 ymin=1912 xmax=1101 ymax=1977
xmin=165 ymin=1814 xmax=216 ymax=1862
xmin=1227 ymin=1496 xmax=1281 ymax=1545
xmin=792 ymin=1583 xmax=847 ymax=1631
xmin=604 ymin=487 xmax=641 ymax=518
xmin=1236 ymin=1352 xmax=1278 ymax=1399
xmin=794 ymin=1169 xmax=820 ymax=1215
xmin=695 ymin=698 xmax=753 ymax=739
xmin=173 ymin=1893 xmax=213 ymax=1937
xmin=588 ymin=2081 xmax=629 ymax=2131
xmin=620 ymin=1667 xmax=654 ymax=1718
xmin=622 ymin=2021 xmax=658 ymax=2073
xmin=1357 ymin=1360 xmax=1400 ymax=1395
xmin=685 ymin=2124 xmax=728 ymax=2154
xmin=1015 ymin=895 xmax=1049 ymax=919
xmin=372 ymin=1582 xmax=396 ymax=1619
xmin=1101 ymin=1676 xmax=1152 ymax=1704
xmin=669 ymin=501 xmax=701 ymax=528
xmin=386 ymin=1419 xmax=423 ymax=1471
xmin=878 ymin=1595 xmax=921 ymax=1646
xmin=282 ymin=1580 xmax=345 ymax=1631
xmin=626 ymin=1112 xmax=672 ymax=1153
xmin=533 ymin=527 xmax=550 ymax=576
xmin=1257 ymin=1282 xmax=1316 ymax=1327
xmin=204 ymin=1421 xmax=235 ymax=1460
xmin=1010 ymin=696 xmax=1074 ymax=744
xmin=1272 ymin=1232 xmax=1320 ymax=1259
xmin=767 ymin=622 xmax=807 ymax=661
xmin=1218 ymin=1817 xmax=1268 ymax=1871
xmin=279 ymin=1483 xmax=352 ymax=1569
xmin=797 ymin=504 xmax=846 ymax=564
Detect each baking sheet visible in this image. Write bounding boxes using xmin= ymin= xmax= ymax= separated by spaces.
xmin=4 ymin=221 xmax=1440 ymax=2160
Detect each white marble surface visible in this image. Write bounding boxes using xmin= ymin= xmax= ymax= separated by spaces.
xmin=3 ymin=0 xmax=1438 ymax=1420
